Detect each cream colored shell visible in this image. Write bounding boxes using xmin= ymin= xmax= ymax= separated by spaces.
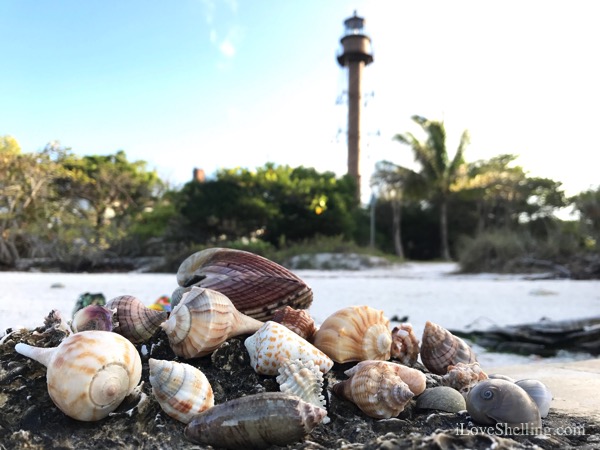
xmin=276 ymin=358 xmax=326 ymax=410
xmin=345 ymin=360 xmax=426 ymax=396
xmin=312 ymin=305 xmax=392 ymax=364
xmin=245 ymin=321 xmax=334 ymax=376
xmin=420 ymin=321 xmax=477 ymax=375
xmin=332 ymin=359 xmax=414 ymax=419
xmin=15 ymin=330 xmax=142 ymax=421
xmin=149 ymin=358 xmax=214 ymax=424
xmin=161 ymin=286 xmax=263 ymax=359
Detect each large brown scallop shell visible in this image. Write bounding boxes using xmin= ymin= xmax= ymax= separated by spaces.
xmin=175 ymin=248 xmax=313 ymax=321
xmin=106 ymin=295 xmax=168 ymax=344
xmin=420 ymin=321 xmax=477 ymax=375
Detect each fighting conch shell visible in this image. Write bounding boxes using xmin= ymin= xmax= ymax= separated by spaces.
xmin=420 ymin=321 xmax=477 ymax=375
xmin=106 ymin=295 xmax=168 ymax=343
xmin=161 ymin=286 xmax=263 ymax=359
xmin=149 ymin=358 xmax=214 ymax=424
xmin=312 ymin=305 xmax=392 ymax=364
xmin=15 ymin=330 xmax=142 ymax=421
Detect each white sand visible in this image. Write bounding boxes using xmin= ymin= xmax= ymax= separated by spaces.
xmin=1 ymin=262 xmax=599 ymax=367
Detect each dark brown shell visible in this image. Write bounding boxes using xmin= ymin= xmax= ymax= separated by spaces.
xmin=420 ymin=321 xmax=477 ymax=375
xmin=106 ymin=295 xmax=167 ymax=344
xmin=176 ymin=248 xmax=313 ymax=321
xmin=272 ymin=306 xmax=318 ymax=341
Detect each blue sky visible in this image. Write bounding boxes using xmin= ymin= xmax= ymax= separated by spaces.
xmin=2 ymin=0 xmax=599 ymax=203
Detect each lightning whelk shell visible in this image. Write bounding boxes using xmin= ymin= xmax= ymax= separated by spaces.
xmin=15 ymin=330 xmax=142 ymax=421
xmin=332 ymin=359 xmax=415 ymax=419
xmin=245 ymin=321 xmax=334 ymax=376
xmin=312 ymin=305 xmax=392 ymax=364
xmin=420 ymin=321 xmax=477 ymax=375
xmin=390 ymin=323 xmax=420 ymax=366
xmin=175 ymin=247 xmax=313 ymax=320
xmin=106 ymin=295 xmax=167 ymax=344
xmin=272 ymin=306 xmax=318 ymax=341
xmin=442 ymin=362 xmax=488 ymax=393
xmin=148 ymin=358 xmax=214 ymax=424
xmin=71 ymin=305 xmax=116 ymax=333
xmin=161 ymin=287 xmax=263 ymax=359
xmin=185 ymin=392 xmax=327 ymax=449
xmin=466 ymin=379 xmax=542 ymax=429
xmin=276 ymin=359 xmax=326 ymax=410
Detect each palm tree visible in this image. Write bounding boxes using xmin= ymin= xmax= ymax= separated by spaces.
xmin=374 ymin=115 xmax=470 ymax=260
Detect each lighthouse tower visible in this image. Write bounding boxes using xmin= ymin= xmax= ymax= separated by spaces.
xmin=337 ymin=11 xmax=373 ymax=202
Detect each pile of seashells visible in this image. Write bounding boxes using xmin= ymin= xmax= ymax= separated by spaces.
xmin=12 ymin=248 xmax=553 ymax=449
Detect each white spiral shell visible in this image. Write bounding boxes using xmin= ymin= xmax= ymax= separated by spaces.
xmin=15 ymin=330 xmax=142 ymax=421
xmin=276 ymin=359 xmax=326 ymax=410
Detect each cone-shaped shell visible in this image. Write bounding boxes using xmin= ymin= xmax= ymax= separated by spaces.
xmin=420 ymin=321 xmax=477 ymax=375
xmin=15 ymin=331 xmax=142 ymax=421
xmin=332 ymin=360 xmax=414 ymax=419
xmin=106 ymin=295 xmax=167 ymax=344
xmin=245 ymin=321 xmax=334 ymax=376
xmin=276 ymin=359 xmax=326 ymax=410
xmin=185 ymin=392 xmax=327 ymax=449
xmin=466 ymin=379 xmax=542 ymax=429
xmin=272 ymin=306 xmax=318 ymax=341
xmin=345 ymin=360 xmax=426 ymax=396
xmin=312 ymin=305 xmax=392 ymax=364
xmin=162 ymin=286 xmax=263 ymax=359
xmin=71 ymin=305 xmax=116 ymax=333
xmin=175 ymin=248 xmax=313 ymax=321
xmin=149 ymin=358 xmax=214 ymax=424
xmin=390 ymin=323 xmax=420 ymax=366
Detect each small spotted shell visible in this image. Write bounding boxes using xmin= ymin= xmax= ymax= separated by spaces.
xmin=185 ymin=392 xmax=327 ymax=449
xmin=244 ymin=321 xmax=334 ymax=376
xmin=149 ymin=358 xmax=214 ymax=424
xmin=390 ymin=323 xmax=420 ymax=366
xmin=15 ymin=331 xmax=142 ymax=421
xmin=272 ymin=306 xmax=317 ymax=341
xmin=106 ymin=295 xmax=168 ymax=344
xmin=420 ymin=321 xmax=477 ymax=375
xmin=332 ymin=359 xmax=414 ymax=419
xmin=442 ymin=362 xmax=488 ymax=394
xmin=312 ymin=305 xmax=392 ymax=364
xmin=276 ymin=359 xmax=326 ymax=410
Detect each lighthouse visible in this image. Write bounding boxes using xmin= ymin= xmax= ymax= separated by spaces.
xmin=337 ymin=11 xmax=373 ymax=202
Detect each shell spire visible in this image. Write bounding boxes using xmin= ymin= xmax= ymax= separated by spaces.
xmin=420 ymin=321 xmax=477 ymax=375
xmin=106 ymin=295 xmax=167 ymax=343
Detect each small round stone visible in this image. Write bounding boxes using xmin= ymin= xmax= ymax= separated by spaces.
xmin=416 ymin=386 xmax=466 ymax=413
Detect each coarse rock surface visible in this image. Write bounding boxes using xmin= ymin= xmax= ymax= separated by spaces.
xmin=1 ymin=319 xmax=599 ymax=450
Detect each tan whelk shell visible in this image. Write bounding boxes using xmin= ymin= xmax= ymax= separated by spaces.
xmin=345 ymin=360 xmax=426 ymax=396
xmin=332 ymin=359 xmax=415 ymax=419
xmin=149 ymin=358 xmax=214 ymax=424
xmin=161 ymin=287 xmax=263 ymax=359
xmin=185 ymin=392 xmax=327 ymax=449
xmin=106 ymin=295 xmax=167 ymax=344
xmin=312 ymin=305 xmax=392 ymax=364
xmin=390 ymin=323 xmax=420 ymax=366
xmin=276 ymin=359 xmax=326 ymax=410
xmin=272 ymin=306 xmax=318 ymax=341
xmin=15 ymin=330 xmax=142 ymax=421
xmin=175 ymin=247 xmax=313 ymax=321
xmin=245 ymin=321 xmax=334 ymax=376
xmin=420 ymin=321 xmax=477 ymax=375
xmin=442 ymin=362 xmax=488 ymax=394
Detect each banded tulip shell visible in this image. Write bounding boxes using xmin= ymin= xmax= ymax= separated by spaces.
xmin=272 ymin=306 xmax=318 ymax=341
xmin=390 ymin=323 xmax=420 ymax=366
xmin=185 ymin=392 xmax=327 ymax=449
xmin=332 ymin=359 xmax=415 ymax=419
xmin=245 ymin=321 xmax=334 ymax=376
xmin=312 ymin=305 xmax=392 ymax=364
xmin=71 ymin=305 xmax=116 ymax=333
xmin=161 ymin=286 xmax=263 ymax=359
xmin=175 ymin=248 xmax=313 ymax=321
xmin=106 ymin=295 xmax=167 ymax=344
xmin=466 ymin=379 xmax=542 ymax=429
xmin=515 ymin=379 xmax=552 ymax=418
xmin=276 ymin=359 xmax=326 ymax=410
xmin=442 ymin=362 xmax=488 ymax=394
xmin=15 ymin=330 xmax=142 ymax=421
xmin=149 ymin=358 xmax=214 ymax=424
xmin=420 ymin=321 xmax=477 ymax=375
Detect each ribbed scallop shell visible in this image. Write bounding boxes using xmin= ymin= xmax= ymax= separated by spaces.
xmin=106 ymin=295 xmax=167 ymax=344
xmin=466 ymin=379 xmax=542 ymax=429
xmin=390 ymin=323 xmax=420 ymax=366
xmin=149 ymin=358 xmax=214 ymax=424
xmin=161 ymin=287 xmax=263 ymax=359
xmin=15 ymin=330 xmax=142 ymax=421
xmin=245 ymin=321 xmax=334 ymax=376
xmin=345 ymin=360 xmax=426 ymax=396
xmin=420 ymin=321 xmax=477 ymax=375
xmin=175 ymin=248 xmax=313 ymax=321
xmin=332 ymin=360 xmax=414 ymax=419
xmin=272 ymin=306 xmax=318 ymax=341
xmin=312 ymin=305 xmax=392 ymax=364
xmin=185 ymin=392 xmax=327 ymax=449
xmin=276 ymin=359 xmax=326 ymax=410
xmin=442 ymin=362 xmax=488 ymax=394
